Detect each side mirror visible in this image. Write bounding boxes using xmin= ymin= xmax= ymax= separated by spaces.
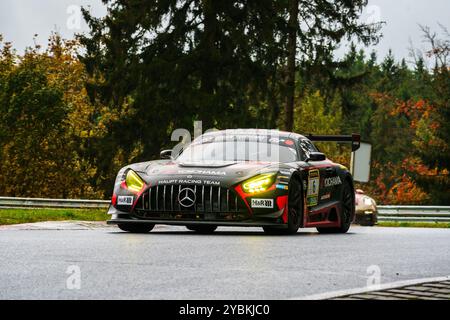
xmin=307 ymin=152 xmax=326 ymax=162
xmin=160 ymin=149 xmax=172 ymax=159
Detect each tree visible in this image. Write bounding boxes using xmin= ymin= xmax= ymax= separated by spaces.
xmin=79 ymin=1 xmax=381 ymax=147
xmin=410 ymin=26 xmax=450 ymax=204
xmin=282 ymin=0 xmax=382 ymax=131
xmin=283 ymin=0 xmax=299 ymax=132
xmin=0 ymin=34 xmax=109 ymax=198
xmin=79 ymin=1 xmax=288 ymax=187
xmin=293 ymin=90 xmax=345 ymax=161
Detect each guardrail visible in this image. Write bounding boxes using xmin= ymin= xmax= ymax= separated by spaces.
xmin=0 ymin=197 xmax=109 ymax=209
xmin=0 ymin=197 xmax=449 ymax=223
xmin=377 ymin=205 xmax=450 ymax=223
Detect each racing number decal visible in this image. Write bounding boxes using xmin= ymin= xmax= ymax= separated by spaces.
xmin=306 ymin=169 xmax=320 ymax=207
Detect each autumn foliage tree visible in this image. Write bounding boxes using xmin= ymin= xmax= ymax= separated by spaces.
xmin=0 ymin=34 xmax=113 ymax=198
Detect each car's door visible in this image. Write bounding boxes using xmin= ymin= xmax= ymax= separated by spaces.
xmin=299 ymin=139 xmax=334 ymax=209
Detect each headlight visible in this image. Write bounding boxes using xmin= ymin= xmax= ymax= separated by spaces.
xmin=241 ymin=173 xmax=276 ymax=194
xmin=125 ymin=170 xmax=145 ymax=193
xmin=363 ymin=197 xmax=373 ymax=206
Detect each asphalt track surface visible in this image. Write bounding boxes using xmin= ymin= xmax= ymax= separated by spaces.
xmin=0 ymin=223 xmax=449 ymax=299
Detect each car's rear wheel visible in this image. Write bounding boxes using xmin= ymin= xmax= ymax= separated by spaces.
xmin=117 ymin=223 xmax=155 ymax=233
xmin=317 ymin=179 xmax=354 ymax=234
xmin=263 ymin=176 xmax=303 ymax=235
xmin=186 ymin=225 xmax=217 ymax=234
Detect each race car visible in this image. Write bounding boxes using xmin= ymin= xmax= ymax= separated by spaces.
xmin=107 ymin=129 xmax=360 ymax=235
xmin=354 ymin=189 xmax=378 ymax=226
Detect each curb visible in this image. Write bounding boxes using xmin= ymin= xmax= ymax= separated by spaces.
xmin=292 ymin=275 xmax=450 ymax=300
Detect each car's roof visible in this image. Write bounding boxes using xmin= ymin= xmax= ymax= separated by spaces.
xmin=201 ymin=129 xmax=307 ymax=140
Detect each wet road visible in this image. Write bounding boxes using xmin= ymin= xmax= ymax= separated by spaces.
xmin=0 ymin=223 xmax=449 ymax=299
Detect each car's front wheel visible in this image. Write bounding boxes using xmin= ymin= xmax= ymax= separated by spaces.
xmin=263 ymin=175 xmax=303 ymax=235
xmin=186 ymin=225 xmax=217 ymax=234
xmin=118 ymin=223 xmax=155 ymax=233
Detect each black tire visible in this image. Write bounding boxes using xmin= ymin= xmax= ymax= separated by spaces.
xmin=186 ymin=225 xmax=217 ymax=234
xmin=317 ymin=179 xmax=354 ymax=234
xmin=117 ymin=223 xmax=154 ymax=233
xmin=263 ymin=175 xmax=303 ymax=235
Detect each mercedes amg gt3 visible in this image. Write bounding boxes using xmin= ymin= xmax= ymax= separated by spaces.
xmin=107 ymin=129 xmax=360 ymax=235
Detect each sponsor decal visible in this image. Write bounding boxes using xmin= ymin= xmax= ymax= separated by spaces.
xmin=158 ymin=179 xmax=220 ymax=186
xmin=276 ymin=184 xmax=289 ymax=190
xmin=251 ymin=198 xmax=274 ymax=208
xmin=320 ymin=193 xmax=331 ymax=200
xmin=117 ymin=195 xmax=133 ymax=206
xmin=279 ymin=169 xmax=294 ymax=175
xmin=178 ymin=169 xmax=226 ymax=176
xmin=203 ymin=180 xmax=220 ymax=185
xmin=324 ymin=176 xmax=342 ymax=187
xmin=151 ymin=169 xmax=177 ymax=174
xmin=307 ymin=169 xmax=320 ymax=207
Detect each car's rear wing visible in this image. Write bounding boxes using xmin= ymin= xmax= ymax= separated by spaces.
xmin=307 ymin=133 xmax=361 ymax=151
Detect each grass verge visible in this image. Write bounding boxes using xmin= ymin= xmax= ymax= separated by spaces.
xmin=0 ymin=208 xmax=109 ymax=225
xmin=2 ymin=209 xmax=449 ymax=228
xmin=377 ymin=221 xmax=450 ymax=228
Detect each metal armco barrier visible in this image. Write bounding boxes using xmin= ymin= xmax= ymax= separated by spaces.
xmin=0 ymin=197 xmax=449 ymax=222
xmin=0 ymin=197 xmax=109 ymax=209
xmin=377 ymin=205 xmax=450 ymax=223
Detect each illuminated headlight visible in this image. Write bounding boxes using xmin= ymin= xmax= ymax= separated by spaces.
xmin=241 ymin=173 xmax=276 ymax=194
xmin=124 ymin=170 xmax=145 ymax=193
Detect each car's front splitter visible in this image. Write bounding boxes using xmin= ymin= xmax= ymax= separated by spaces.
xmin=107 ymin=203 xmax=286 ymax=228
xmin=107 ymin=218 xmax=288 ymax=228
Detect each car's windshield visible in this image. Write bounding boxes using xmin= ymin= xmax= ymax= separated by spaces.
xmin=177 ymin=137 xmax=298 ymax=163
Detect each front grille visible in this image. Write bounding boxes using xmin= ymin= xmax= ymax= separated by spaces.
xmin=133 ymin=185 xmax=248 ymax=220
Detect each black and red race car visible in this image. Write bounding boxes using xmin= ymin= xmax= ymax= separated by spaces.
xmin=107 ymin=129 xmax=360 ymax=235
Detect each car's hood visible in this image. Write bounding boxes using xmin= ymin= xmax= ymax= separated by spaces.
xmin=129 ymin=159 xmax=294 ymax=187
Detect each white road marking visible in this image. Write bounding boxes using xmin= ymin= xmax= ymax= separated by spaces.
xmin=291 ymin=275 xmax=450 ymax=300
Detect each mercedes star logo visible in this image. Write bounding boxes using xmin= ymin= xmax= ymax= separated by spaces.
xmin=178 ymin=187 xmax=196 ymax=207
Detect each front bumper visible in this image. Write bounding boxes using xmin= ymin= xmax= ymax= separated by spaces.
xmin=107 ymin=204 xmax=286 ymax=228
